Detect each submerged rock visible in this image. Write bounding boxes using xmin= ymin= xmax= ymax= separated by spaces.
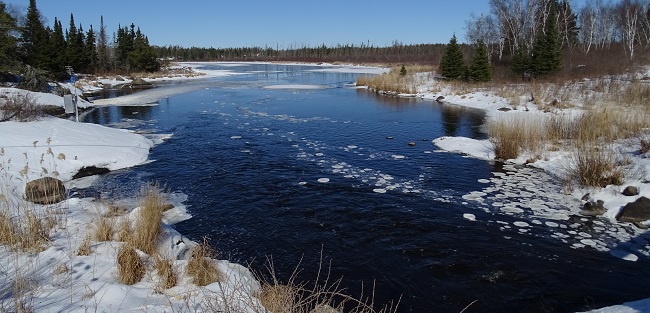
xmin=580 ymin=200 xmax=606 ymax=216
xmin=616 ymin=197 xmax=650 ymax=223
xmin=25 ymin=177 xmax=66 ymax=204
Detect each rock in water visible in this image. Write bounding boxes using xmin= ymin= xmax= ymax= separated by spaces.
xmin=25 ymin=177 xmax=66 ymax=204
xmin=616 ymin=197 xmax=650 ymax=223
xmin=580 ymin=200 xmax=606 ymax=216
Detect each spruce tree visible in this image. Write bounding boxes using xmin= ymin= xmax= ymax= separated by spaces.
xmin=85 ymin=25 xmax=96 ymax=73
xmin=96 ymin=16 xmax=109 ymax=73
xmin=46 ymin=18 xmax=66 ymax=78
xmin=22 ymin=0 xmax=47 ymax=68
xmin=469 ymin=40 xmax=492 ymax=82
xmin=531 ymin=4 xmax=562 ymax=77
xmin=511 ymin=44 xmax=529 ymax=77
xmin=440 ymin=34 xmax=465 ymax=80
xmin=0 ymin=1 xmax=18 ymax=69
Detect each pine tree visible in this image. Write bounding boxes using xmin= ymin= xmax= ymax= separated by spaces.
xmin=0 ymin=1 xmax=18 ymax=69
xmin=22 ymin=0 xmax=48 ymax=68
xmin=531 ymin=4 xmax=562 ymax=77
xmin=469 ymin=40 xmax=492 ymax=82
xmin=128 ymin=27 xmax=159 ymax=72
xmin=439 ymin=34 xmax=465 ymax=80
xmin=85 ymin=25 xmax=96 ymax=73
xmin=46 ymin=17 xmax=66 ymax=78
xmin=96 ymin=16 xmax=109 ymax=73
xmin=511 ymin=44 xmax=529 ymax=77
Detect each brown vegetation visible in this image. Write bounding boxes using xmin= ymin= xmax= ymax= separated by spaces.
xmin=117 ymin=245 xmax=146 ymax=285
xmin=186 ymin=241 xmax=223 ymax=286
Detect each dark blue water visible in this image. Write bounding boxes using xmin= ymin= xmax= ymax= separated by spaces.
xmin=84 ymin=63 xmax=650 ymax=313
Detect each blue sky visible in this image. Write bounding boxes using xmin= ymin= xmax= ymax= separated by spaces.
xmin=6 ymin=0 xmax=495 ymax=47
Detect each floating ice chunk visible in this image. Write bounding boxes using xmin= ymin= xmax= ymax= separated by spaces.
xmin=478 ymin=179 xmax=490 ymax=184
xmin=463 ymin=213 xmax=477 ymax=221
xmin=332 ymin=165 xmax=344 ymax=169
xmin=298 ymin=182 xmax=307 ymax=186
xmin=545 ymin=222 xmax=559 ymax=228
xmin=315 ymin=153 xmax=324 ymax=157
xmin=610 ymin=249 xmax=638 ymax=262
xmin=514 ymin=221 xmax=530 ymax=228
xmin=373 ymin=188 xmax=387 ymax=194
xmin=347 ymin=145 xmax=358 ymax=149
xmin=317 ymin=178 xmax=330 ymax=183
xmin=231 ymin=135 xmax=242 ymax=139
xmin=392 ymin=155 xmax=405 ymax=159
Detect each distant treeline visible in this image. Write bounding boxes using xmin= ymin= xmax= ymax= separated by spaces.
xmin=154 ymin=43 xmax=448 ymax=64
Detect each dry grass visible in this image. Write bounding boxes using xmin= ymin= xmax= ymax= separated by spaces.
xmin=129 ymin=184 xmax=167 ymax=255
xmin=0 ymin=92 xmax=42 ymax=122
xmin=256 ymin=257 xmax=399 ymax=313
xmin=487 ymin=114 xmax=551 ymax=160
xmin=356 ymin=65 xmax=433 ymax=94
xmin=117 ymin=217 xmax=132 ymax=243
xmin=117 ymin=244 xmax=146 ymax=285
xmin=154 ymin=255 xmax=177 ymax=290
xmin=186 ymin=241 xmax=223 ymax=286
xmin=94 ymin=217 xmax=114 ymax=242
xmin=0 ymin=204 xmax=54 ymax=252
xmin=569 ymin=144 xmax=624 ymax=188
xmin=77 ymin=235 xmax=92 ymax=256
xmin=640 ymin=138 xmax=650 ymax=154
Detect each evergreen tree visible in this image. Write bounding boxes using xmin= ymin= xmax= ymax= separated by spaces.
xmin=439 ymin=34 xmax=465 ymax=80
xmin=85 ymin=25 xmax=96 ymax=73
xmin=0 ymin=1 xmax=18 ymax=69
xmin=511 ymin=44 xmax=529 ymax=77
xmin=399 ymin=64 xmax=407 ymax=76
xmin=531 ymin=4 xmax=562 ymax=77
xmin=22 ymin=0 xmax=47 ymax=68
xmin=469 ymin=40 xmax=492 ymax=82
xmin=96 ymin=16 xmax=109 ymax=73
xmin=127 ymin=27 xmax=159 ymax=72
xmin=46 ymin=17 xmax=66 ymax=77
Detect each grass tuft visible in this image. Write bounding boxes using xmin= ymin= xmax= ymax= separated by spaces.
xmin=569 ymin=144 xmax=624 ymax=188
xmin=186 ymin=240 xmax=223 ymax=286
xmin=77 ymin=235 xmax=92 ymax=256
xmin=130 ymin=184 xmax=167 ymax=255
xmin=94 ymin=217 xmax=114 ymax=242
xmin=117 ymin=245 xmax=146 ymax=285
xmin=154 ymin=255 xmax=177 ymax=290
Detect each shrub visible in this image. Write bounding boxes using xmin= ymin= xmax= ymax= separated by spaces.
xmin=77 ymin=235 xmax=92 ymax=256
xmin=117 ymin=245 xmax=145 ymax=285
xmin=94 ymin=217 xmax=114 ymax=242
xmin=0 ymin=92 xmax=42 ymax=122
xmin=569 ymin=144 xmax=624 ymax=187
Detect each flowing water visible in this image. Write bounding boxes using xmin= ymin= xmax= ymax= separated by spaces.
xmin=83 ymin=63 xmax=650 ymax=312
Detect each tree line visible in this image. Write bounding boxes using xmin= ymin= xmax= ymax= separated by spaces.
xmin=460 ymin=0 xmax=650 ymax=80
xmin=0 ymin=0 xmax=159 ymax=80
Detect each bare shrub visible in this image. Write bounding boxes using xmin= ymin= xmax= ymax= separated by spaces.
xmin=18 ymin=65 xmax=50 ymax=93
xmin=569 ymin=144 xmax=624 ymax=187
xmin=154 ymin=255 xmax=177 ymax=290
xmin=186 ymin=241 xmax=223 ymax=286
xmin=117 ymin=245 xmax=146 ymax=285
xmin=0 ymin=207 xmax=17 ymax=247
xmin=640 ymin=138 xmax=650 ymax=155
xmin=0 ymin=92 xmax=42 ymax=122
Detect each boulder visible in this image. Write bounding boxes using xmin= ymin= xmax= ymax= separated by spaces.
xmin=616 ymin=197 xmax=650 ymax=223
xmin=127 ymin=78 xmax=154 ymax=89
xmin=25 ymin=177 xmax=66 ymax=204
xmin=580 ymin=200 xmax=606 ymax=216
xmin=622 ymin=186 xmax=639 ymax=196
xmin=435 ymin=96 xmax=445 ymax=103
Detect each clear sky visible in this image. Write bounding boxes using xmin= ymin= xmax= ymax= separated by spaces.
xmin=5 ymin=0 xmax=494 ymax=48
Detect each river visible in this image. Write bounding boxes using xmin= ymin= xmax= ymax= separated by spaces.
xmin=82 ymin=63 xmax=650 ymax=313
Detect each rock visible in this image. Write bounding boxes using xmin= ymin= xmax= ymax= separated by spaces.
xmin=497 ymin=107 xmax=511 ymax=112
xmin=127 ymin=78 xmax=154 ymax=89
xmin=616 ymin=197 xmax=650 ymax=223
xmin=581 ymin=193 xmax=591 ymax=201
xmin=580 ymin=200 xmax=606 ymax=216
xmin=25 ymin=177 xmax=66 ymax=204
xmin=435 ymin=96 xmax=445 ymax=103
xmin=72 ymin=166 xmax=110 ymax=179
xmin=622 ymin=186 xmax=639 ymax=196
